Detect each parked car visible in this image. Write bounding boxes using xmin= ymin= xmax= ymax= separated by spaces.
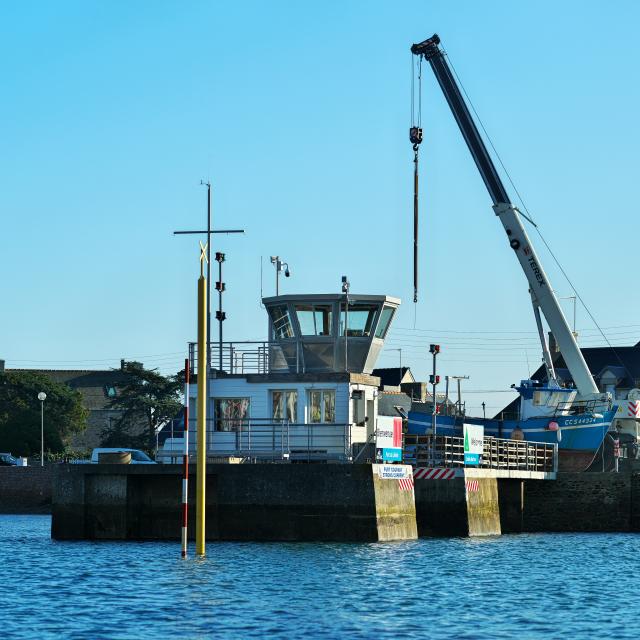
xmin=90 ymin=448 xmax=156 ymax=464
xmin=0 ymin=453 xmax=19 ymax=466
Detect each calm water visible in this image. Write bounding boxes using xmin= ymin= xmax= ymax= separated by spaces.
xmin=1 ymin=515 xmax=638 ymax=639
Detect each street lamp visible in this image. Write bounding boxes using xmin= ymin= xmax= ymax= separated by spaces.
xmin=37 ymin=392 xmax=46 ymax=467
xmin=270 ymin=256 xmax=291 ymax=295
xmin=342 ymin=275 xmax=350 ymax=372
xmin=429 ymin=344 xmax=440 ymax=435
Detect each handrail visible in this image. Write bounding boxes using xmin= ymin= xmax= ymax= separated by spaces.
xmin=158 ymin=418 xmax=353 ymax=462
xmin=404 ymin=433 xmax=556 ymax=473
xmin=188 ymin=340 xmax=303 ymax=375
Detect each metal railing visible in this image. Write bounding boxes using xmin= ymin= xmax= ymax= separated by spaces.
xmin=404 ymin=434 xmax=557 ymax=473
xmin=188 ymin=341 xmax=303 ymax=375
xmin=157 ymin=418 xmax=352 ymax=463
xmin=554 ymin=397 xmax=611 ymax=416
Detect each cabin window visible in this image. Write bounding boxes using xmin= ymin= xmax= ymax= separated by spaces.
xmin=339 ymin=304 xmax=377 ymax=337
xmin=269 ymin=305 xmax=294 ymax=339
xmin=272 ymin=390 xmax=298 ymax=422
xmin=295 ymin=304 xmax=333 ymax=336
xmin=309 ymin=389 xmax=336 ymax=423
xmin=374 ymin=306 xmax=395 ymax=339
xmin=214 ymin=398 xmax=250 ymax=431
xmin=104 ymin=385 xmax=117 ymax=398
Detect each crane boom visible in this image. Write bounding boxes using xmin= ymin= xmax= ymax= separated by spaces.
xmin=412 ymin=34 xmax=599 ymax=397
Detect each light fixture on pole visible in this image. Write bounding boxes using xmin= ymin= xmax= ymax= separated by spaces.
xmin=37 ymin=392 xmax=46 ymax=467
xmin=342 ymin=276 xmax=350 ymax=372
xmin=429 ymin=344 xmax=440 ymax=435
xmin=270 ymin=256 xmax=291 ymax=295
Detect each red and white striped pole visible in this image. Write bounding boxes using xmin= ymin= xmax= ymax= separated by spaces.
xmin=181 ymin=357 xmax=190 ymax=558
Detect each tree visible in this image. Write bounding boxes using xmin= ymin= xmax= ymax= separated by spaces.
xmin=0 ymin=371 xmax=88 ymax=456
xmin=102 ymin=361 xmax=182 ymax=449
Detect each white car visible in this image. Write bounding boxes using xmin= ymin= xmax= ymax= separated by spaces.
xmin=90 ymin=448 xmax=156 ymax=464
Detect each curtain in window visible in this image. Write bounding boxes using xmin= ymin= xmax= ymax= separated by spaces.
xmin=215 ymin=398 xmax=250 ymax=431
xmin=273 ymin=391 xmax=298 ymax=422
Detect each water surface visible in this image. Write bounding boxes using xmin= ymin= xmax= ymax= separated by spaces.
xmin=0 ymin=515 xmax=637 ymax=639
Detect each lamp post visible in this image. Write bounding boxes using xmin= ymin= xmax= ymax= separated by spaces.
xmin=270 ymin=256 xmax=291 ymax=295
xmin=342 ymin=276 xmax=350 ymax=372
xmin=37 ymin=392 xmax=46 ymax=467
xmin=429 ymin=344 xmax=440 ymax=435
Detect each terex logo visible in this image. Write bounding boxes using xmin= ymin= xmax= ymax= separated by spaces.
xmin=527 ymin=255 xmax=546 ymax=287
xmin=523 ymin=245 xmax=531 ymax=256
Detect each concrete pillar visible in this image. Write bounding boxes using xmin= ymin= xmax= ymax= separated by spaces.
xmin=371 ymin=464 xmax=417 ymax=541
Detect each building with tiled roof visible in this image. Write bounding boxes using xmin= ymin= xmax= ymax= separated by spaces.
xmin=1 ymin=361 xmax=134 ymax=450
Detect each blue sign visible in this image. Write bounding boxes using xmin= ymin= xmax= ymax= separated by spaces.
xmin=464 ymin=453 xmax=480 ymax=466
xmin=382 ymin=448 xmax=403 ymax=462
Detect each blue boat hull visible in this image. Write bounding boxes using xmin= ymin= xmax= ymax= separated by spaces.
xmin=408 ymin=410 xmax=616 ymax=452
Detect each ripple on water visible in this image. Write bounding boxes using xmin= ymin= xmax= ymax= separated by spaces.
xmin=1 ymin=516 xmax=639 ymax=639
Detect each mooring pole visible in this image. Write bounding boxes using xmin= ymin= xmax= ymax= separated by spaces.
xmin=196 ymin=243 xmax=208 ymax=557
xmin=181 ymin=358 xmax=190 ymax=558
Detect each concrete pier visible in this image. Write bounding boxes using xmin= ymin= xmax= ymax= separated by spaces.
xmin=413 ymin=471 xmax=501 ymax=537
xmin=51 ymin=464 xmax=417 ymax=542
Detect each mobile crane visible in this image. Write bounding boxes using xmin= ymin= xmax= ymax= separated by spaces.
xmin=409 ymin=35 xmax=614 ymax=447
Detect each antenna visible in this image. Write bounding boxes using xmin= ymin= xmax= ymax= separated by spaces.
xmin=259 ymin=256 xmax=265 ymax=308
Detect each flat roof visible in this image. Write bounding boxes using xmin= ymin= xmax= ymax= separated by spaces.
xmin=262 ymin=294 xmax=401 ymax=306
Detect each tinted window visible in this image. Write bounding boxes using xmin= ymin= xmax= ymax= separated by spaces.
xmin=339 ymin=304 xmax=377 ymax=337
xmin=375 ymin=306 xmax=395 ymax=339
xmin=269 ymin=305 xmax=294 ymax=339
xmin=295 ymin=304 xmax=333 ymax=336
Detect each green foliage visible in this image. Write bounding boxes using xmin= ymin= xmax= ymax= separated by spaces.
xmin=0 ymin=371 xmax=89 ymax=456
xmin=101 ymin=361 xmax=182 ymax=449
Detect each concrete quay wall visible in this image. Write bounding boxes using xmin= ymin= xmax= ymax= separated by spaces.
xmin=51 ymin=464 xmax=417 ymax=542
xmin=499 ymin=473 xmax=640 ymax=534
xmin=0 ymin=467 xmax=53 ymax=514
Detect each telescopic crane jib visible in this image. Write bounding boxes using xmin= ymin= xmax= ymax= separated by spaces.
xmin=410 ymin=34 xmax=601 ymax=400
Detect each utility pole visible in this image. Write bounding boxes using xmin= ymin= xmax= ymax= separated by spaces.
xmin=444 ymin=376 xmax=450 ymax=416
xmin=429 ymin=344 xmax=440 ymax=435
xmin=559 ymin=295 xmax=578 ymax=339
xmin=389 ymin=348 xmax=403 ymax=387
xmin=450 ymin=375 xmax=470 ymax=416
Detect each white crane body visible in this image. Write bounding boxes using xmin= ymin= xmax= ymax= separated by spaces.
xmin=410 ymin=34 xmax=607 ymax=418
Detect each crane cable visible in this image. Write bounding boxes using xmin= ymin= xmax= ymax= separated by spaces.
xmin=444 ymin=49 xmax=634 ymax=384
xmin=410 ymin=54 xmax=423 ymax=304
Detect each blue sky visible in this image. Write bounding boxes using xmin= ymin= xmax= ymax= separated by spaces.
xmin=2 ymin=1 xmax=640 ymax=414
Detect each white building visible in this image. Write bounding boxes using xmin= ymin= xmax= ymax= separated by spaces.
xmin=162 ymin=293 xmax=400 ymax=463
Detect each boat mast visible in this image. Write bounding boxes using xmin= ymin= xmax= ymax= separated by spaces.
xmin=411 ymin=34 xmax=599 ymax=397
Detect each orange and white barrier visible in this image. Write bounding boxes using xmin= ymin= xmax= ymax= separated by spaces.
xmin=413 ymin=467 xmax=455 ymax=480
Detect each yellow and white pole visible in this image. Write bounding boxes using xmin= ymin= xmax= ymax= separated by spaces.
xmin=196 ymin=242 xmax=208 ymax=556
